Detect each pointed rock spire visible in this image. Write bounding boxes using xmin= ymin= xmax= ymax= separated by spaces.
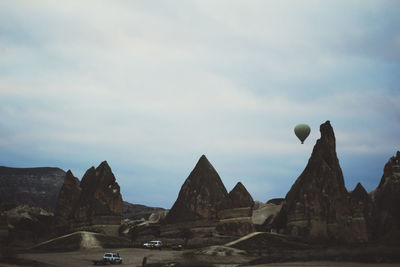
xmin=63 ymin=170 xmax=80 ymax=186
xmin=229 ymin=182 xmax=254 ymax=208
xmin=54 ymin=170 xmax=81 ymax=233
xmin=164 ymin=155 xmax=230 ymax=223
xmin=351 ymin=183 xmax=369 ymax=201
xmin=349 ymin=182 xmax=373 ymax=242
xmin=74 ymin=161 xmax=122 ymax=222
xmin=275 ymin=120 xmax=352 ymax=241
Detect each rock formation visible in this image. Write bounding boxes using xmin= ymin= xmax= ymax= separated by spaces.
xmin=160 ymin=155 xmax=257 ymax=239
xmin=373 ymin=151 xmax=400 ymax=244
xmin=164 ymin=155 xmax=231 ymax=223
xmin=252 ymin=199 xmax=283 ymax=232
xmin=54 ymin=161 xmax=123 ymax=236
xmin=122 ymin=201 xmax=166 ymax=220
xmin=349 ymin=183 xmax=373 ymax=242
xmin=274 ymin=121 xmax=353 ymax=241
xmin=216 ymin=182 xmax=255 ymax=236
xmin=5 ymin=205 xmax=54 ymax=243
xmin=0 ymin=167 xmax=65 ymax=211
xmin=266 ymin=198 xmax=284 ymax=205
xmin=229 ymin=182 xmax=254 ymax=208
xmin=73 ymin=161 xmax=122 ymax=226
xmin=53 ymin=170 xmax=81 ymax=233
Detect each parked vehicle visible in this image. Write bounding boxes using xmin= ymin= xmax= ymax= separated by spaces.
xmin=93 ymin=252 xmax=122 ymax=265
xmin=143 ymin=240 xmax=163 ymax=249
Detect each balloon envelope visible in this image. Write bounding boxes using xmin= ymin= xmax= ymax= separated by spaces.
xmin=294 ymin=124 xmax=311 ymax=144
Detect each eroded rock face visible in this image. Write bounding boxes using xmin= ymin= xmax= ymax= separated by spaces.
xmin=252 ymin=200 xmax=283 ymax=231
xmin=148 ymin=210 xmax=169 ymax=222
xmin=123 ymin=201 xmax=166 ymax=220
xmin=216 ymin=221 xmax=255 ymax=236
xmin=267 ymin=198 xmax=284 ymax=205
xmin=54 ymin=161 xmax=123 ymax=235
xmin=5 ymin=205 xmax=54 ymax=243
xmin=229 ymin=182 xmax=254 ymax=208
xmin=373 ymin=151 xmax=400 ymax=244
xmin=73 ymin=161 xmax=122 ymax=225
xmin=54 ymin=170 xmax=81 ymax=233
xmin=349 ymin=183 xmax=373 ymax=242
xmin=164 ymin=155 xmax=231 ymax=223
xmin=275 ymin=121 xmax=352 ymax=241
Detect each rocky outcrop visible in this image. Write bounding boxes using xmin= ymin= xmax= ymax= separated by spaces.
xmin=216 ymin=182 xmax=255 ymax=235
xmin=73 ymin=161 xmax=122 ymax=226
xmin=148 ymin=210 xmax=169 ymax=222
xmin=373 ymin=151 xmax=400 ymax=244
xmin=349 ymin=183 xmax=373 ymax=242
xmin=54 ymin=170 xmax=81 ymax=233
xmin=123 ymin=201 xmax=166 ymax=220
xmin=5 ymin=205 xmax=54 ymax=243
xmin=164 ymin=155 xmax=231 ymax=223
xmin=53 ymin=161 xmax=123 ymax=236
xmin=161 ymin=155 xmax=257 ymax=238
xmin=267 ymin=198 xmax=284 ymax=205
xmin=275 ymin=121 xmax=353 ymax=242
xmin=252 ymin=199 xmax=283 ymax=232
xmin=0 ymin=167 xmax=65 ymax=211
xmin=229 ymin=182 xmax=254 ymax=208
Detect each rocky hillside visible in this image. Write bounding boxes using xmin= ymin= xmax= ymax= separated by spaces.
xmin=0 ymin=166 xmax=65 ymax=211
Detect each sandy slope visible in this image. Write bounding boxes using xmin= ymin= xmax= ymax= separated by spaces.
xmin=80 ymin=231 xmax=101 ymax=249
xmin=224 ymin=232 xmax=264 ymax=247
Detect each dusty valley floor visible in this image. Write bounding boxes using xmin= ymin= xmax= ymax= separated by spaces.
xmin=1 ymin=247 xmax=399 ymax=267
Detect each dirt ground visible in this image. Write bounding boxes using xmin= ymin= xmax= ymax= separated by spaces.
xmin=9 ymin=248 xmax=186 ymax=267
xmin=243 ymin=263 xmax=398 ymax=267
xmin=1 ymin=248 xmax=398 ymax=267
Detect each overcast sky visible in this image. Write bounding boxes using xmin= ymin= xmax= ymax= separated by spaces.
xmin=1 ymin=1 xmax=399 ymax=208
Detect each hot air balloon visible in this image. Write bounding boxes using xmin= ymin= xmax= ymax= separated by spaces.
xmin=294 ymin=124 xmax=311 ymax=144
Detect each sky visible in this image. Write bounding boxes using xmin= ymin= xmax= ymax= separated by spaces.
xmin=0 ymin=1 xmax=399 ymax=209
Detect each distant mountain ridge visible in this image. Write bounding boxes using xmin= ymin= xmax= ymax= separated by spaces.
xmin=0 ymin=166 xmax=164 ymax=220
xmin=0 ymin=166 xmax=65 ymax=211
xmin=122 ymin=201 xmax=166 ymax=220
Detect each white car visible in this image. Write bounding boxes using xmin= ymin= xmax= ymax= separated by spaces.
xmin=103 ymin=252 xmax=122 ymax=264
xmin=143 ymin=240 xmax=163 ymax=249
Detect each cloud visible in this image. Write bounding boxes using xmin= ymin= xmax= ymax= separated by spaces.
xmin=0 ymin=1 xmax=399 ymax=207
